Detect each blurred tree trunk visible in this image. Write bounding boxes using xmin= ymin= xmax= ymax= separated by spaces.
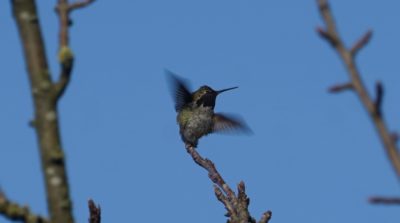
xmin=0 ymin=1 xmax=95 ymax=222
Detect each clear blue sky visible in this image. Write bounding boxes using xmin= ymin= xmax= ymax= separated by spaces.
xmin=1 ymin=1 xmax=400 ymax=222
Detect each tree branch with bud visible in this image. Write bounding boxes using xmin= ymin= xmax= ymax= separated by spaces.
xmin=8 ymin=0 xmax=96 ymax=222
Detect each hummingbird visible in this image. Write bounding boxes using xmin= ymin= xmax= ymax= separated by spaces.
xmin=166 ymin=70 xmax=251 ymax=147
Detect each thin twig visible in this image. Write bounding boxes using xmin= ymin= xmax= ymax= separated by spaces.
xmin=316 ymin=27 xmax=338 ymax=47
xmin=316 ymin=0 xmax=400 ymax=179
xmin=88 ymin=199 xmax=101 ymax=223
xmin=259 ymin=211 xmax=272 ymax=223
xmin=370 ymin=196 xmax=400 ymax=205
xmin=185 ymin=144 xmax=236 ymax=200
xmin=54 ymin=0 xmax=95 ymax=99
xmin=0 ymin=190 xmax=49 ymax=223
xmin=69 ymin=0 xmax=96 ymax=11
xmin=328 ymin=82 xmax=353 ymax=93
xmin=350 ymin=30 xmax=373 ymax=57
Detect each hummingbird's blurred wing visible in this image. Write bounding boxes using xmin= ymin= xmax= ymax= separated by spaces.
xmin=213 ymin=113 xmax=252 ymax=134
xmin=166 ymin=69 xmax=192 ymax=112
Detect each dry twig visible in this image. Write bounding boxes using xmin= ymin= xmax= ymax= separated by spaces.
xmin=185 ymin=144 xmax=271 ymax=223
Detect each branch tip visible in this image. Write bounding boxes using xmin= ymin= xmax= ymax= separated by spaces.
xmin=88 ymin=199 xmax=101 ymax=223
xmin=238 ymin=181 xmax=245 ymax=192
xmin=350 ymin=29 xmax=373 ymax=56
xmin=328 ymin=82 xmax=353 ymax=93
xmin=259 ymin=210 xmax=272 ymax=223
xmin=374 ymin=81 xmax=384 ymax=117
xmin=369 ymin=196 xmax=400 ymax=205
xmin=69 ymin=0 xmax=96 ymax=11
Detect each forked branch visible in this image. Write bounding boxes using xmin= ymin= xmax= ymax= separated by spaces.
xmin=185 ymin=144 xmax=271 ymax=223
xmin=316 ymin=0 xmax=400 ymax=180
xmin=10 ymin=0 xmax=95 ymax=222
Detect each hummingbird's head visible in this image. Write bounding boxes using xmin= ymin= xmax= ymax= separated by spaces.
xmin=193 ymin=85 xmax=238 ymax=109
xmin=192 ymin=86 xmax=215 ymax=101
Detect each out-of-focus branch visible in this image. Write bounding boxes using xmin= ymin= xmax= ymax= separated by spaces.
xmin=374 ymin=81 xmax=383 ymax=117
xmin=0 ymin=190 xmax=48 ymax=223
xmin=350 ymin=30 xmax=373 ymax=57
xmin=88 ymin=199 xmax=101 ymax=223
xmin=54 ymin=0 xmax=96 ymax=99
xmin=69 ymin=0 xmax=96 ymax=11
xmin=11 ymin=1 xmax=74 ymax=222
xmin=259 ymin=211 xmax=272 ymax=223
xmin=316 ymin=0 xmax=400 ymax=180
xmin=370 ymin=196 xmax=400 ymax=205
xmin=185 ymin=144 xmax=271 ymax=223
xmin=10 ymin=0 xmax=94 ymax=222
xmin=328 ymin=82 xmax=353 ymax=93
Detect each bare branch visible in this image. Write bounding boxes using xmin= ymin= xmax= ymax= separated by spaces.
xmin=316 ymin=0 xmax=343 ymax=49
xmin=0 ymin=190 xmax=49 ymax=223
xmin=184 ymin=144 xmax=270 ymax=222
xmin=350 ymin=30 xmax=373 ymax=57
xmin=185 ymin=145 xmax=236 ymax=199
xmin=370 ymin=196 xmax=400 ymax=205
xmin=316 ymin=0 xmax=400 ymax=180
xmin=88 ymin=199 xmax=101 ymax=223
xmin=11 ymin=1 xmax=75 ymax=222
xmin=10 ymin=0 xmax=94 ymax=222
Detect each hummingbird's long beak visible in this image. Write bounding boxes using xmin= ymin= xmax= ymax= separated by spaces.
xmin=217 ymin=86 xmax=238 ymax=95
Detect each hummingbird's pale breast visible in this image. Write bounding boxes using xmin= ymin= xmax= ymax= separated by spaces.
xmin=178 ymin=105 xmax=214 ymax=147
